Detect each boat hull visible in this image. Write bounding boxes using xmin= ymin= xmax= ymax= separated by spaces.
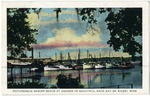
xmin=105 ymin=63 xmax=114 ymax=69
xmin=31 ymin=68 xmax=38 ymax=71
xmin=118 ymin=65 xmax=134 ymax=69
xmin=73 ymin=65 xmax=83 ymax=70
xmin=95 ymin=64 xmax=105 ymax=69
xmin=44 ymin=66 xmax=59 ymax=71
xmin=83 ymin=64 xmax=94 ymax=69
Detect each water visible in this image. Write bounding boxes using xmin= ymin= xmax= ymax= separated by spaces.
xmin=7 ymin=65 xmax=142 ymax=88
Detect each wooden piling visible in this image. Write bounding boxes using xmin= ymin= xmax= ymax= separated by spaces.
xmin=78 ymin=69 xmax=81 ymax=83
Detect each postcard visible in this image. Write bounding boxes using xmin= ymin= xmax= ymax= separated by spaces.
xmin=1 ymin=1 xmax=150 ymax=95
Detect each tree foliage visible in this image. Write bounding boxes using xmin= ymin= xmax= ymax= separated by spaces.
xmin=73 ymin=8 xmax=142 ymax=57
xmin=20 ymin=53 xmax=27 ymax=58
xmin=105 ymin=8 xmax=142 ymax=56
xmin=56 ymin=74 xmax=84 ymax=88
xmin=7 ymin=8 xmax=37 ymax=57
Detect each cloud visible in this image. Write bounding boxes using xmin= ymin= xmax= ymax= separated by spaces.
xmin=39 ymin=12 xmax=50 ymax=17
xmin=27 ymin=13 xmax=80 ymax=28
xmin=27 ymin=9 xmax=80 ymax=27
xmin=33 ymin=27 xmax=108 ymax=49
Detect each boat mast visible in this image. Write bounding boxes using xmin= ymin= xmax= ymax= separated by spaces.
xmin=87 ymin=50 xmax=89 ymax=59
xmin=77 ymin=49 xmax=80 ymax=65
xmin=55 ymin=53 xmax=57 ymax=61
xmin=99 ymin=52 xmax=101 ymax=61
xmin=89 ymin=54 xmax=94 ymax=61
xmin=109 ymin=51 xmax=111 ymax=62
xmin=94 ymin=54 xmax=96 ymax=59
xmin=87 ymin=50 xmax=89 ymax=62
xmin=60 ymin=52 xmax=63 ymax=63
xmin=68 ymin=52 xmax=72 ymax=63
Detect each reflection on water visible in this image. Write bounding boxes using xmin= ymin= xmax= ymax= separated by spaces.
xmin=7 ymin=65 xmax=142 ymax=88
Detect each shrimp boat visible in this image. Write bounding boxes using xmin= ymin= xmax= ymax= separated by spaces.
xmin=118 ymin=62 xmax=134 ymax=69
xmin=44 ymin=65 xmax=60 ymax=71
xmin=10 ymin=62 xmax=32 ymax=65
xmin=73 ymin=64 xmax=83 ymax=70
xmin=105 ymin=51 xmax=114 ymax=69
xmin=95 ymin=52 xmax=105 ymax=69
xmin=82 ymin=51 xmax=97 ymax=69
xmin=64 ymin=66 xmax=72 ymax=70
xmin=83 ymin=62 xmax=95 ymax=69
xmin=105 ymin=63 xmax=114 ymax=69
xmin=44 ymin=64 xmax=72 ymax=71
xmin=117 ymin=56 xmax=134 ymax=69
xmin=56 ymin=64 xmax=72 ymax=70
xmin=95 ymin=64 xmax=105 ymax=69
xmin=73 ymin=49 xmax=84 ymax=70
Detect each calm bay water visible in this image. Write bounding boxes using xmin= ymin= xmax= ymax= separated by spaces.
xmin=8 ymin=65 xmax=142 ymax=88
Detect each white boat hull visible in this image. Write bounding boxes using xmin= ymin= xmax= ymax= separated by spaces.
xmin=83 ymin=64 xmax=94 ymax=69
xmin=55 ymin=65 xmax=72 ymax=70
xmin=64 ymin=67 xmax=72 ymax=70
xmin=95 ymin=64 xmax=105 ymax=69
xmin=44 ymin=66 xmax=59 ymax=71
xmin=31 ymin=68 xmax=38 ymax=71
xmin=44 ymin=65 xmax=72 ymax=71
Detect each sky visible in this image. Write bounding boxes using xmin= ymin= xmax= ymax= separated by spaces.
xmin=25 ymin=8 xmax=131 ymax=59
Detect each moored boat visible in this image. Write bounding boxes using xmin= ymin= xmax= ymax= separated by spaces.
xmin=64 ymin=67 xmax=72 ymax=70
xmin=31 ymin=68 xmax=38 ymax=71
xmin=83 ymin=62 xmax=95 ymax=69
xmin=95 ymin=64 xmax=105 ymax=69
xmin=72 ymin=65 xmax=83 ymax=70
xmin=44 ymin=66 xmax=60 ymax=71
xmin=118 ymin=62 xmax=134 ymax=69
xmin=105 ymin=63 xmax=114 ymax=69
xmin=55 ymin=64 xmax=73 ymax=70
